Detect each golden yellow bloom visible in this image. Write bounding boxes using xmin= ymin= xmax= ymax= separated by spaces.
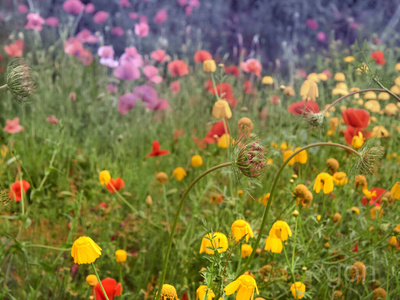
xmin=218 ymin=134 xmax=234 ymax=149
xmin=261 ymin=76 xmax=273 ymax=85
xmin=212 ymin=100 xmax=232 ymax=119
xmin=364 ymin=100 xmax=380 ymax=113
xmin=332 ymin=88 xmax=348 ymax=96
xmin=350 ymin=262 xmax=366 ymax=284
xmin=115 ymin=249 xmax=127 ymax=263
xmin=156 ymin=172 xmax=168 ymax=184
xmin=238 ymin=117 xmax=254 ymax=136
xmin=283 ymin=150 xmax=295 ymax=166
xmin=231 ymin=219 xmax=254 ymax=242
xmin=238 ymin=190 xmax=244 ymax=196
xmin=203 ymin=60 xmax=217 ymax=73
xmin=391 ymin=85 xmax=400 ymax=95
xmin=333 ymin=172 xmax=348 ymax=186
xmin=71 ymin=236 xmax=102 ymax=265
xmin=384 ymin=103 xmax=399 ymax=115
xmin=99 ymin=170 xmax=111 ymax=186
xmin=391 ymin=182 xmax=400 ymax=200
xmin=389 ymin=236 xmax=398 ymax=247
xmin=351 ymin=132 xmax=364 ymax=149
xmin=158 ymin=284 xmax=179 ymax=300
xmin=241 ymin=244 xmax=253 ymax=258
xmin=300 ymin=80 xmax=319 ymax=100
xmin=258 ymin=193 xmax=271 ymax=206
xmin=364 ymin=91 xmax=377 ymax=100
xmin=378 ymin=92 xmax=390 ymax=100
xmin=371 ymin=126 xmax=389 ymax=138
xmin=370 ymin=206 xmax=383 ymax=220
xmin=394 ymin=225 xmax=400 ymax=234
xmin=280 ymin=142 xmax=288 ymax=150
xmin=307 ymin=73 xmax=320 ymax=82
xmin=351 ymin=207 xmax=360 ymax=215
xmin=86 ymin=274 xmax=98 ymax=287
xmin=334 ymin=73 xmax=345 ymax=81
xmin=317 ymin=215 xmax=321 ymax=221
xmin=199 ymin=232 xmax=228 ymax=255
xmin=354 ymin=175 xmax=367 ymax=190
xmin=363 ymin=188 xmax=376 ymax=199
xmin=146 ymin=195 xmax=153 ymax=206
xmin=313 ymin=173 xmax=334 ymax=194
xmin=191 ymin=155 xmax=203 ymax=167
xmin=271 ymin=142 xmax=278 ymax=149
xmin=317 ymin=73 xmax=328 ymax=81
xmin=283 ymin=86 xmax=295 ymax=97
xmin=326 ymin=158 xmax=339 ymax=174
xmin=396 ymin=63 xmax=400 ymax=71
xmin=290 ymin=282 xmax=306 ymax=299
xmin=172 ymin=167 xmax=187 ymax=181
xmin=333 ymin=213 xmax=342 ymax=223
xmin=224 ymin=275 xmax=259 ymax=300
xmin=336 ymin=82 xmax=348 ymax=91
xmin=344 ymin=56 xmax=355 ymax=63
xmin=196 ymin=285 xmax=215 ymax=300
xmin=293 ymin=147 xmax=307 ymax=164
xmin=325 ymin=242 xmax=330 ymax=248
xmin=264 ymin=221 xmax=292 ymax=253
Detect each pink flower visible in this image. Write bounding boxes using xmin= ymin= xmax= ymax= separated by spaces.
xmin=317 ymin=32 xmax=326 ymax=42
xmin=170 ymin=81 xmax=180 ymax=94
xmin=98 ymin=46 xmax=118 ymax=68
xmin=62 ymin=0 xmax=84 ymax=15
xmin=111 ymin=27 xmax=124 ymax=36
xmin=143 ymin=66 xmax=163 ymax=84
xmin=151 ymin=49 xmax=168 ymax=62
xmin=154 ymin=9 xmax=167 ymax=25
xmin=113 ymin=62 xmax=141 ymax=81
xmin=135 ymin=22 xmax=149 ymax=37
xmin=4 ymin=118 xmax=24 ymax=134
xmin=85 ymin=3 xmax=95 ymax=14
xmin=322 ymin=69 xmax=331 ymax=79
xmin=107 ymin=84 xmax=118 ymax=94
xmin=45 ymin=17 xmax=59 ymax=27
xmin=120 ymin=0 xmax=131 ymax=7
xmin=120 ymin=47 xmax=143 ymax=67
xmin=177 ymin=0 xmax=187 ymax=6
xmin=129 ymin=12 xmax=139 ymax=20
xmin=4 ymin=40 xmax=24 ymax=57
xmin=139 ymin=16 xmax=148 ymax=24
xmin=306 ymin=19 xmax=318 ymax=30
xmin=185 ymin=6 xmax=193 ymax=17
xmin=25 ymin=13 xmax=45 ymax=31
xmin=168 ymin=60 xmax=189 ymax=77
xmin=189 ymin=0 xmax=200 ymax=7
xmin=93 ymin=11 xmax=109 ymax=24
xmin=46 ymin=115 xmax=59 ymax=125
xmin=17 ymin=5 xmax=28 ymax=14
xmin=76 ymin=29 xmax=98 ymax=44
xmin=240 ymin=58 xmax=262 ymax=77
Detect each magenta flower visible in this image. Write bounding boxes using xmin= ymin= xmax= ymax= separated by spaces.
xmin=85 ymin=3 xmax=95 ymax=14
xmin=120 ymin=47 xmax=143 ymax=67
xmin=62 ymin=0 xmax=84 ymax=15
xmin=120 ymin=0 xmax=131 ymax=7
xmin=17 ymin=5 xmax=28 ymax=14
xmin=111 ymin=27 xmax=124 ymax=36
xmin=4 ymin=118 xmax=24 ymax=134
xmin=129 ymin=12 xmax=139 ymax=20
xmin=113 ymin=62 xmax=140 ymax=81
xmin=170 ymin=81 xmax=180 ymax=94
xmin=143 ymin=66 xmax=163 ymax=84
xmin=240 ymin=58 xmax=262 ymax=77
xmin=151 ymin=49 xmax=168 ymax=62
xmin=306 ymin=19 xmax=318 ymax=30
xmin=76 ymin=29 xmax=98 ymax=44
xmin=45 ymin=17 xmax=59 ymax=27
xmin=93 ymin=11 xmax=109 ymax=24
xmin=25 ymin=13 xmax=45 ymax=31
xmin=185 ymin=6 xmax=193 ymax=17
xmin=46 ymin=115 xmax=59 ymax=125
xmin=118 ymin=93 xmax=139 ymax=114
xmin=107 ymin=84 xmax=118 ymax=94
xmin=177 ymin=0 xmax=187 ymax=6
xmin=317 ymin=32 xmax=326 ymax=42
xmin=154 ymin=9 xmax=167 ymax=25
xmin=98 ymin=46 xmax=118 ymax=68
xmin=135 ymin=22 xmax=149 ymax=37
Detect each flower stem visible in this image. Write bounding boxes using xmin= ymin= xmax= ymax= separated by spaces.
xmin=92 ymin=262 xmax=110 ymax=300
xmin=237 ymin=142 xmax=361 ymax=277
xmin=0 ymin=84 xmax=7 ymax=91
xmin=155 ymin=162 xmax=233 ymax=300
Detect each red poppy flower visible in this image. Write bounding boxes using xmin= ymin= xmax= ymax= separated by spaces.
xmin=182 ymin=291 xmax=189 ymax=300
xmin=167 ymin=60 xmax=189 ymax=77
xmin=361 ymin=187 xmax=388 ymax=206
xmin=95 ymin=278 xmax=122 ymax=300
xmin=342 ymin=126 xmax=371 ymax=145
xmin=371 ymin=51 xmax=386 ymax=65
xmin=203 ymin=121 xmax=229 ymax=144
xmin=224 ymin=65 xmax=240 ymax=77
xmin=342 ymin=108 xmax=369 ymax=129
xmin=173 ymin=129 xmax=185 ymax=141
xmin=205 ymin=80 xmax=237 ymax=107
xmin=287 ymin=100 xmax=320 ymax=115
xmin=9 ymin=180 xmax=30 ymax=202
xmin=145 ymin=140 xmax=170 ymax=158
xmin=193 ymin=50 xmax=212 ymax=63
xmin=352 ymin=243 xmax=358 ymax=253
xmin=106 ymin=178 xmax=125 ymax=193
xmin=243 ymin=80 xmax=256 ymax=94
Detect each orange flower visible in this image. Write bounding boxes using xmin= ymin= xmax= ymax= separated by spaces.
xmin=9 ymin=179 xmax=30 ymax=202
xmin=168 ymin=60 xmax=189 ymax=77
xmin=194 ymin=50 xmax=212 ymax=63
xmin=106 ymin=178 xmax=125 ymax=193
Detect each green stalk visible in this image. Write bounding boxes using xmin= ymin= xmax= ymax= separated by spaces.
xmin=92 ymin=262 xmax=110 ymax=300
xmin=155 ymin=162 xmax=232 ymax=300
xmin=0 ymin=84 xmax=7 ymax=91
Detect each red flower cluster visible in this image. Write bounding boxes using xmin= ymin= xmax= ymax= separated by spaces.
xmin=9 ymin=180 xmax=30 ymax=202
xmin=341 ymin=108 xmax=371 ymax=145
xmin=224 ymin=65 xmax=240 ymax=77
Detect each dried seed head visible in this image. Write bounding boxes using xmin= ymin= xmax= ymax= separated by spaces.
xmin=306 ymin=112 xmax=324 ymax=130
xmin=352 ymin=139 xmax=383 ymax=175
xmin=6 ymin=59 xmax=35 ymax=103
xmin=327 ymin=158 xmax=339 ymax=174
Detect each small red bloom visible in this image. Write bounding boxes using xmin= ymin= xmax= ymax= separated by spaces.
xmin=243 ymin=80 xmax=256 ymax=94
xmin=205 ymin=80 xmax=237 ymax=107
xmin=203 ymin=121 xmax=228 ymax=144
xmin=106 ymin=178 xmax=125 ymax=193
xmin=9 ymin=180 xmax=30 ymax=202
xmin=193 ymin=50 xmax=212 ymax=63
xmin=182 ymin=291 xmax=189 ymax=300
xmin=224 ymin=65 xmax=240 ymax=77
xmin=168 ymin=60 xmax=189 ymax=77
xmin=361 ymin=187 xmax=388 ymax=206
xmin=342 ymin=126 xmax=371 ymax=145
xmin=342 ymin=108 xmax=369 ymax=129
xmin=145 ymin=141 xmax=170 ymax=158
xmin=95 ymin=278 xmax=122 ymax=300
xmin=352 ymin=243 xmax=358 ymax=253
xmin=371 ymin=51 xmax=386 ymax=65
xmin=287 ymin=100 xmax=320 ymax=115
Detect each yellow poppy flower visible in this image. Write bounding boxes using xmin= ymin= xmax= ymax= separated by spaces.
xmin=307 ymin=73 xmax=320 ymax=82
xmin=196 ymin=285 xmax=215 ymax=300
xmin=241 ymin=244 xmax=253 ymax=258
xmin=332 ymin=172 xmax=348 ymax=186
xmin=172 ymin=167 xmax=187 ymax=181
xmin=351 ymin=132 xmax=364 ymax=149
xmin=203 ymin=60 xmax=217 ymax=73
xmin=283 ymin=150 xmax=295 ymax=166
xmin=334 ymin=72 xmax=345 ymax=81
xmin=191 ymin=155 xmax=203 ymax=167
xmin=212 ymin=100 xmax=232 ymax=119
xmin=224 ymin=275 xmax=259 ymax=300
xmin=290 ymin=282 xmax=306 ymax=299
xmin=264 ymin=220 xmax=292 ymax=253
xmin=364 ymin=91 xmax=376 ymax=100
xmin=71 ymin=236 xmax=102 ymax=265
xmin=99 ymin=170 xmax=111 ymax=186
xmin=378 ymin=92 xmax=390 ymax=100
xmin=231 ymin=219 xmax=254 ymax=242
xmin=313 ymin=173 xmax=334 ymax=194
xmin=300 ymin=80 xmax=319 ymax=100
xmin=158 ymin=284 xmax=179 ymax=300
xmin=294 ymin=147 xmax=307 ymax=164
xmin=218 ymin=134 xmax=234 ymax=149
xmin=391 ymin=182 xmax=400 ymax=200
xmin=86 ymin=274 xmax=98 ymax=287
xmin=371 ymin=126 xmax=389 ymax=138
xmin=115 ymin=249 xmax=127 ymax=263
xmin=364 ymin=100 xmax=380 ymax=113
xmin=199 ymin=232 xmax=228 ymax=255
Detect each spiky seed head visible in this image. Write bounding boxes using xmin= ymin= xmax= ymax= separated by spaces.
xmin=6 ymin=59 xmax=35 ymax=103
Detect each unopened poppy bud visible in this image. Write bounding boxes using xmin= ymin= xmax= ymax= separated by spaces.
xmin=292 ymin=210 xmax=299 ymax=217
xmin=145 ymin=195 xmax=153 ymax=206
xmin=5 ymin=59 xmax=35 ymax=103
xmin=203 ymin=60 xmax=217 ymax=73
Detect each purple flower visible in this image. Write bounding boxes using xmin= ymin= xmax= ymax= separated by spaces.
xmin=306 ymin=19 xmax=318 ymax=30
xmin=120 ymin=47 xmax=143 ymax=67
xmin=113 ymin=62 xmax=140 ymax=81
xmin=111 ymin=27 xmax=124 ymax=36
xmin=317 ymin=32 xmax=326 ymax=42
xmin=118 ymin=93 xmax=139 ymax=114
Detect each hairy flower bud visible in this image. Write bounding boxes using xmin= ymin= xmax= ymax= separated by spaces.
xmin=234 ymin=140 xmax=268 ymax=178
xmin=5 ymin=59 xmax=35 ymax=103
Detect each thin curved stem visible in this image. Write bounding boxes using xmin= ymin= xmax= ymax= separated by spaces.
xmin=236 ymin=142 xmax=360 ymax=277
xmin=25 ymin=244 xmax=71 ymax=251
xmin=155 ymin=162 xmax=232 ymax=300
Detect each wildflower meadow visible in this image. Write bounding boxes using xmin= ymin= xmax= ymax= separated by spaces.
xmin=1 ymin=0 xmax=400 ymax=299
